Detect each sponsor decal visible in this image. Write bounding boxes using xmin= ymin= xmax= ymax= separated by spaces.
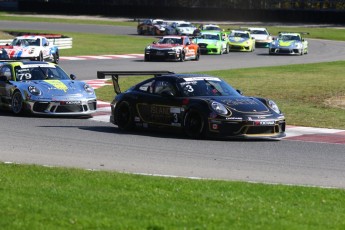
xmin=226 ymin=117 xmax=242 ymax=120
xmin=254 ymin=120 xmax=275 ymax=126
xmin=44 ymin=80 xmax=68 ymax=92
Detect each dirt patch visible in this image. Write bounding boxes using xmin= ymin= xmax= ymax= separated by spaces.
xmin=324 ymin=96 xmax=345 ymax=109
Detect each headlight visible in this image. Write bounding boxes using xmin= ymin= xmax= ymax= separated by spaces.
xmin=84 ymin=84 xmax=94 ymax=94
xmin=28 ymin=85 xmax=41 ymax=96
xmin=210 ymin=101 xmax=228 ymax=115
xmin=267 ymin=99 xmax=281 ymax=114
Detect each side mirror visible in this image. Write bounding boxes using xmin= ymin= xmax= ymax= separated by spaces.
xmin=70 ymin=74 xmax=76 ymax=80
xmin=236 ymin=89 xmax=243 ymax=95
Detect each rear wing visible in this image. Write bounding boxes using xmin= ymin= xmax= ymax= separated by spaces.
xmin=97 ymin=71 xmax=174 ymax=95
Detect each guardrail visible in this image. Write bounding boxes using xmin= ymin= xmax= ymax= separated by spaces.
xmin=0 ymin=37 xmax=73 ymax=49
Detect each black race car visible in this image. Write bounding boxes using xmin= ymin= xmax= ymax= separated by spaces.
xmin=97 ymin=71 xmax=286 ymax=139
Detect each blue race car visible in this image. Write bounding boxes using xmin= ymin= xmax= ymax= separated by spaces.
xmin=0 ymin=60 xmax=97 ymax=116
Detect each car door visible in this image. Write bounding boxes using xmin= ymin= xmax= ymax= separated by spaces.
xmin=0 ymin=65 xmax=13 ymax=107
xmin=136 ymin=79 xmax=184 ymax=127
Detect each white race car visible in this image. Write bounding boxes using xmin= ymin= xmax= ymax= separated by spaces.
xmin=247 ymin=27 xmax=273 ymax=48
xmin=0 ymin=35 xmax=60 ymax=63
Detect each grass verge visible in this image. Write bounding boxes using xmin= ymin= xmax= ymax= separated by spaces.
xmin=1 ymin=162 xmax=345 ymax=229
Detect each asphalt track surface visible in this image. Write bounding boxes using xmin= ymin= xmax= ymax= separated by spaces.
xmin=1 ymin=20 xmax=345 ymax=189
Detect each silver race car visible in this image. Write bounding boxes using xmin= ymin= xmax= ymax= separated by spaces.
xmin=0 ymin=60 xmax=97 ymax=116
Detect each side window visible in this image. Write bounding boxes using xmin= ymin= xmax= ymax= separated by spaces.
xmin=42 ymin=38 xmax=48 ymax=46
xmin=154 ymin=80 xmax=176 ymax=96
xmin=184 ymin=37 xmax=190 ymax=45
xmin=0 ymin=66 xmax=12 ymax=80
xmin=138 ymin=80 xmax=155 ymax=94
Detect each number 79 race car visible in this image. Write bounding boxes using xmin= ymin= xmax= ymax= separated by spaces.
xmin=97 ymin=71 xmax=286 ymax=140
xmin=0 ymin=60 xmax=97 ymax=116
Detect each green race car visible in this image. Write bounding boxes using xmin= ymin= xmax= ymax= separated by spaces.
xmin=193 ymin=31 xmax=230 ymax=55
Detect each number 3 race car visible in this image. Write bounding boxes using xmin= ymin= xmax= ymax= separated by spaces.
xmin=97 ymin=71 xmax=286 ymax=140
xmin=144 ymin=36 xmax=200 ymax=62
xmin=0 ymin=60 xmax=97 ymax=116
xmin=0 ymin=35 xmax=60 ymax=63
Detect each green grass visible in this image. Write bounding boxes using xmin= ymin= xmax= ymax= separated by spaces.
xmin=1 ymin=162 xmax=345 ymax=229
xmin=96 ymin=61 xmax=345 ymax=129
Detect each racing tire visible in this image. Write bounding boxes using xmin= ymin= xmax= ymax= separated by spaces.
xmin=224 ymin=44 xmax=230 ymax=54
xmin=193 ymin=49 xmax=200 ymax=61
xmin=53 ymin=52 xmax=59 ymax=64
xmin=144 ymin=54 xmax=150 ymax=62
xmin=184 ymin=109 xmax=206 ymax=139
xmin=179 ymin=50 xmax=185 ymax=62
xmin=116 ymin=101 xmax=134 ymax=131
xmin=38 ymin=52 xmax=43 ymax=61
xmin=11 ymin=91 xmax=24 ymax=115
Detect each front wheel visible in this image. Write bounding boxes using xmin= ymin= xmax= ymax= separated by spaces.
xmin=38 ymin=52 xmax=43 ymax=61
xmin=116 ymin=101 xmax=134 ymax=131
xmin=179 ymin=50 xmax=185 ymax=62
xmin=53 ymin=52 xmax=59 ymax=64
xmin=184 ymin=109 xmax=205 ymax=139
xmin=194 ymin=49 xmax=200 ymax=61
xmin=11 ymin=91 xmax=24 ymax=115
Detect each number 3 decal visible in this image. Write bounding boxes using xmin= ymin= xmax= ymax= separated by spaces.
xmin=185 ymin=85 xmax=194 ymax=92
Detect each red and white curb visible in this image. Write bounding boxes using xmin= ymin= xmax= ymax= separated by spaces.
xmin=85 ymin=79 xmax=345 ymax=144
xmin=61 ymin=54 xmax=144 ymax=61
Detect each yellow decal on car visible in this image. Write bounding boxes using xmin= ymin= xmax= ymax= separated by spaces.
xmin=44 ymin=80 xmax=68 ymax=92
xmin=279 ymin=41 xmax=294 ymax=47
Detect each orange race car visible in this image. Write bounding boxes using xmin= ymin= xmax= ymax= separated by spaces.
xmin=144 ymin=36 xmax=200 ymax=62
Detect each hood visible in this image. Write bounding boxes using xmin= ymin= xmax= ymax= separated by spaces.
xmin=26 ymin=80 xmax=86 ymax=96
xmin=251 ymin=34 xmax=269 ymax=40
xmin=196 ymin=39 xmax=218 ymax=45
xmin=229 ymin=37 xmax=248 ymax=43
xmin=217 ymin=97 xmax=269 ymax=113
xmin=278 ymin=40 xmax=296 ymax=47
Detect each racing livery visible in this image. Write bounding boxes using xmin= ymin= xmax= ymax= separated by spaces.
xmin=269 ymin=32 xmax=309 ymax=55
xmin=137 ymin=19 xmax=167 ymax=35
xmin=193 ymin=31 xmax=230 ymax=54
xmin=247 ymin=27 xmax=273 ymax=48
xmin=97 ymin=71 xmax=286 ymax=139
xmin=144 ymin=36 xmax=200 ymax=62
xmin=228 ymin=30 xmax=255 ymax=52
xmin=0 ymin=35 xmax=59 ymax=63
xmin=0 ymin=60 xmax=97 ymax=116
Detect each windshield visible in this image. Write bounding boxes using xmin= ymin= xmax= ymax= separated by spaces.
xmin=11 ymin=38 xmax=40 ymax=46
xmin=14 ymin=65 xmax=71 ymax=81
xmin=178 ymin=77 xmax=241 ymax=97
xmin=158 ymin=38 xmax=183 ymax=45
xmin=201 ymin=34 xmax=220 ymax=40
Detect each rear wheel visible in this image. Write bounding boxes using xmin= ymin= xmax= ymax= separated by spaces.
xmin=224 ymin=44 xmax=229 ymax=54
xmin=184 ymin=109 xmax=205 ymax=139
xmin=11 ymin=91 xmax=24 ymax=115
xmin=179 ymin=50 xmax=185 ymax=62
xmin=116 ymin=101 xmax=134 ymax=131
xmin=38 ymin=52 xmax=43 ymax=61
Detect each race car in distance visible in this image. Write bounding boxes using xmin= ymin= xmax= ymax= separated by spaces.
xmin=269 ymin=32 xmax=309 ymax=55
xmin=144 ymin=36 xmax=200 ymax=62
xmin=168 ymin=21 xmax=197 ymax=36
xmin=228 ymin=30 xmax=255 ymax=52
xmin=247 ymin=27 xmax=273 ymax=48
xmin=0 ymin=35 xmax=59 ymax=63
xmin=137 ymin=18 xmax=167 ymax=35
xmin=97 ymin=71 xmax=286 ymax=139
xmin=193 ymin=31 xmax=230 ymax=54
xmin=0 ymin=60 xmax=97 ymax=116
xmin=193 ymin=24 xmax=223 ymax=36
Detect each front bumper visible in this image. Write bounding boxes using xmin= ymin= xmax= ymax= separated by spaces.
xmin=269 ymin=47 xmax=302 ymax=55
xmin=207 ymin=118 xmax=286 ymax=139
xmin=25 ymin=98 xmax=97 ymax=116
xmin=145 ymin=49 xmax=181 ymax=61
xmin=229 ymin=44 xmax=252 ymax=52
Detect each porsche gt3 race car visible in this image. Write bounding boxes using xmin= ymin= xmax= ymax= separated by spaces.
xmin=269 ymin=32 xmax=309 ymax=55
xmin=97 ymin=71 xmax=286 ymax=140
xmin=172 ymin=21 xmax=197 ymax=36
xmin=0 ymin=60 xmax=97 ymax=116
xmin=193 ymin=31 xmax=229 ymax=54
xmin=228 ymin=30 xmax=255 ymax=52
xmin=144 ymin=36 xmax=200 ymax=62
xmin=137 ymin=19 xmax=167 ymax=35
xmin=0 ymin=35 xmax=60 ymax=63
xmin=247 ymin=27 xmax=272 ymax=48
